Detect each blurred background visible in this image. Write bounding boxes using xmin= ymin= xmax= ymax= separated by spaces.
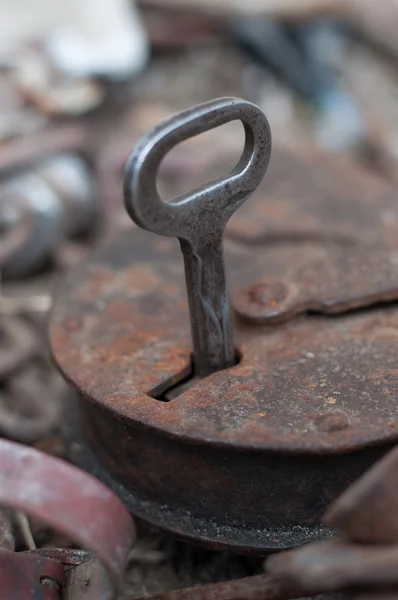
xmin=1 ymin=0 xmax=398 ymax=596
xmin=1 ymin=0 xmax=398 ymax=258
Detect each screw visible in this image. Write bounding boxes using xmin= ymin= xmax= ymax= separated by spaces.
xmin=40 ymin=576 xmax=61 ymax=591
xmin=233 ymin=280 xmax=291 ymax=324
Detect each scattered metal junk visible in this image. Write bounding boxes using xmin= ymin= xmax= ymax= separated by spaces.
xmin=3 ymin=94 xmax=398 ymax=599
xmin=50 ymin=96 xmax=398 ymax=557
xmin=0 ymin=438 xmax=135 ymax=600
xmin=0 ymin=121 xmax=97 ymax=448
xmin=2 ymin=436 xmax=398 ymax=598
xmin=0 ymin=122 xmax=97 ymax=278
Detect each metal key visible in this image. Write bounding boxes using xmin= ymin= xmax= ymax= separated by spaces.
xmin=124 ymin=97 xmax=271 ymax=377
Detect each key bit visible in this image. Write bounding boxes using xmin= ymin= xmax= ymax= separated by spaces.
xmin=123 ymin=97 xmax=272 ymax=377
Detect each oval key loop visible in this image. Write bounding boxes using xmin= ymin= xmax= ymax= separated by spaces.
xmin=124 ymin=97 xmax=271 ymax=241
xmin=124 ymin=98 xmax=272 ymax=377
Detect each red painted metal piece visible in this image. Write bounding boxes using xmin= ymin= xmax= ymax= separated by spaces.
xmin=0 ymin=439 xmax=136 ymax=597
xmin=0 ymin=549 xmax=64 ymax=600
xmin=32 ymin=548 xmax=114 ymax=600
xmin=267 ymin=539 xmax=398 ymax=593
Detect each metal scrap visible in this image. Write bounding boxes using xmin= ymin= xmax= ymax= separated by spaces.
xmin=267 ymin=445 xmax=398 ymax=596
xmin=0 ymin=438 xmax=136 ymax=599
xmin=0 ymin=364 xmax=63 ymax=443
xmin=0 ymin=151 xmax=96 ymax=278
xmin=135 ymin=442 xmax=398 ymax=600
xmin=134 ymin=573 xmax=309 ymax=600
xmin=0 ymin=123 xmax=89 ymax=174
xmin=0 ymin=549 xmax=64 ymax=600
xmin=325 ymin=444 xmax=398 ymax=544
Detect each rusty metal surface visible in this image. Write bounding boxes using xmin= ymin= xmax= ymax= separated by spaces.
xmin=0 ymin=439 xmax=136 ymax=583
xmin=265 ymin=445 xmax=398 ymax=598
xmin=130 ymin=444 xmax=398 ymax=600
xmin=325 ymin=444 xmax=398 ymax=544
xmin=0 ymin=549 xmax=64 ymax=600
xmin=32 ymin=547 xmax=94 ymax=566
xmin=66 ymin=412 xmax=339 ymax=552
xmin=51 ymin=228 xmax=398 ymax=452
xmin=228 ymin=148 xmax=398 ymax=324
xmin=64 ymin=557 xmax=114 ymax=600
xmin=267 ymin=539 xmax=398 ymax=593
xmin=134 ymin=573 xmax=307 ymax=600
xmin=50 ymin=123 xmax=398 ymax=550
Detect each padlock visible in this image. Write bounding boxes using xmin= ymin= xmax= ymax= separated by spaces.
xmin=50 ymin=98 xmax=398 ymax=553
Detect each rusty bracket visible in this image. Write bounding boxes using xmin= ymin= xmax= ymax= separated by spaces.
xmin=226 ymin=146 xmax=398 ymax=324
xmin=0 ymin=438 xmax=136 ymax=599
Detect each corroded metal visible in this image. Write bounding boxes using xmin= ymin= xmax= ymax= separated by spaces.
xmin=266 ymin=445 xmax=398 ymax=596
xmin=0 ymin=439 xmax=136 ymax=598
xmin=267 ymin=539 xmax=398 ymax=593
xmin=325 ymin=444 xmax=398 ymax=544
xmin=135 ymin=573 xmax=307 ymax=600
xmin=228 ymin=148 xmax=398 ymax=324
xmin=0 ymin=365 xmax=63 ymax=443
xmin=50 ymin=99 xmax=398 ymax=552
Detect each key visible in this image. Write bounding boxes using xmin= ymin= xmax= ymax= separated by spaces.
xmin=124 ymin=97 xmax=271 ymax=377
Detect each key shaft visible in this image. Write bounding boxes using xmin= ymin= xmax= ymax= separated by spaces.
xmin=180 ymin=234 xmax=234 ymax=376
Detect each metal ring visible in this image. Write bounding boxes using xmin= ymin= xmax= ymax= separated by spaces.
xmin=123 ymin=97 xmax=272 ymax=242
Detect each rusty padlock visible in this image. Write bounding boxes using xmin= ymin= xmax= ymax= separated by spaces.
xmin=50 ymin=98 xmax=398 ymax=553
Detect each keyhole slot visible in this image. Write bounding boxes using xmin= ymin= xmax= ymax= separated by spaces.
xmin=150 ymin=349 xmax=242 ymax=402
